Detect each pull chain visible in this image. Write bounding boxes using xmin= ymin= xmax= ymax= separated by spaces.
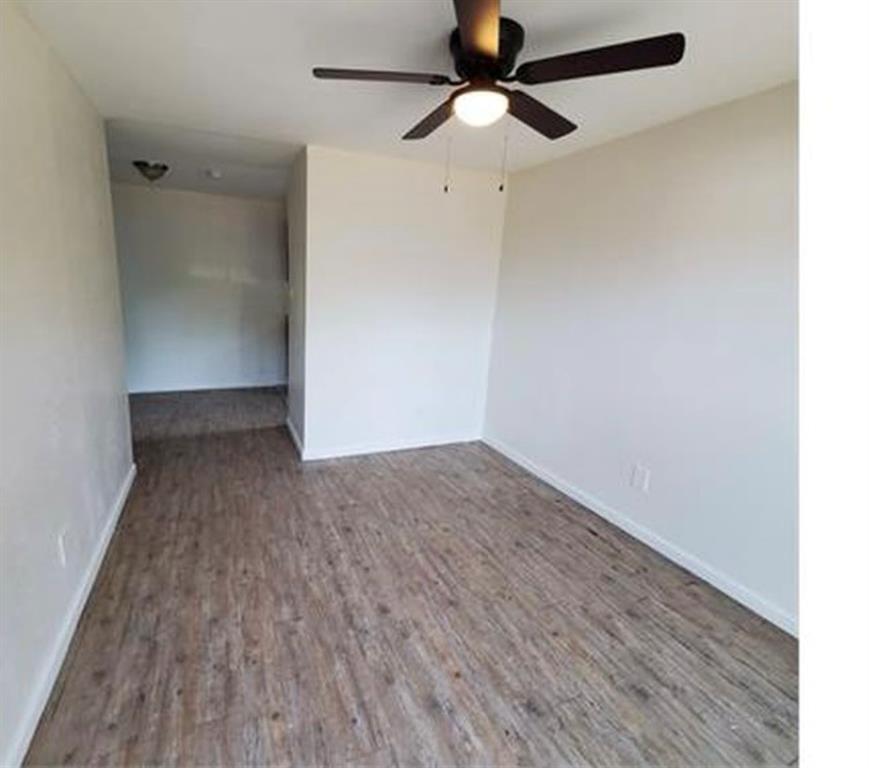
xmin=443 ymin=135 xmax=453 ymax=193
xmin=498 ymin=129 xmax=509 ymax=192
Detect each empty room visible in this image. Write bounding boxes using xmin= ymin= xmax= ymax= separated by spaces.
xmin=2 ymin=0 xmax=868 ymax=766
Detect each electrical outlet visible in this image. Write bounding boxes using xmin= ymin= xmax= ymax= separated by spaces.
xmin=57 ymin=528 xmax=68 ymax=568
xmin=631 ymin=463 xmax=652 ymax=494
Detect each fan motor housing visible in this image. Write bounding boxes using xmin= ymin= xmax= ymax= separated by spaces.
xmin=449 ymin=17 xmax=525 ymax=81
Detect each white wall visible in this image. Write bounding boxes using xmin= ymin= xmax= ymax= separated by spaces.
xmin=302 ymin=146 xmax=505 ymax=460
xmin=485 ymin=83 xmax=798 ymax=634
xmin=285 ymin=149 xmax=307 ymax=450
xmin=112 ymin=184 xmax=287 ymax=393
xmin=0 ymin=3 xmax=135 ymax=765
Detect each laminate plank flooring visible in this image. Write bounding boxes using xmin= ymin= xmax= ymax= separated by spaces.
xmin=26 ymin=388 xmax=797 ymax=766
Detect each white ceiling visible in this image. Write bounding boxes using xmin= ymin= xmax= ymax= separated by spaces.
xmin=21 ymin=0 xmax=797 ymax=197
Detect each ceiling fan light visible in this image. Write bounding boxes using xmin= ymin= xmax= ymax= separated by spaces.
xmin=453 ymin=89 xmax=508 ymax=127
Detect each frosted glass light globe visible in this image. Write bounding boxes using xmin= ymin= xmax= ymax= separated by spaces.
xmin=453 ymin=89 xmax=508 ymax=127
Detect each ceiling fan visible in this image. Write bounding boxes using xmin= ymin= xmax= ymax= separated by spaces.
xmin=313 ymin=0 xmax=685 ymax=141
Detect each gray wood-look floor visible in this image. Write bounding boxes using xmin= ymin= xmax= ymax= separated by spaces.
xmin=26 ymin=388 xmax=798 ymax=767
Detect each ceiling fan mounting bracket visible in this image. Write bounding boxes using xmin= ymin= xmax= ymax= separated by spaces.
xmin=448 ymin=17 xmax=525 ymax=81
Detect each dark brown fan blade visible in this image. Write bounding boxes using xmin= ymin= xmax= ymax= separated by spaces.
xmin=313 ymin=68 xmax=452 ymax=85
xmin=515 ymin=33 xmax=685 ymax=85
xmin=508 ymin=91 xmax=576 ymax=140
xmin=453 ymin=0 xmax=500 ymax=59
xmin=403 ymin=99 xmax=454 ymax=140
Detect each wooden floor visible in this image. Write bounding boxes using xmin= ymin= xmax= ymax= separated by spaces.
xmin=26 ymin=388 xmax=798 ymax=767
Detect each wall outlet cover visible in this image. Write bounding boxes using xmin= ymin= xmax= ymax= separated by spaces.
xmin=57 ymin=528 xmax=68 ymax=568
xmin=631 ymin=463 xmax=651 ymax=494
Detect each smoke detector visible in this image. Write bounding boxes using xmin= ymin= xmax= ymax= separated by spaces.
xmin=132 ymin=160 xmax=170 ymax=183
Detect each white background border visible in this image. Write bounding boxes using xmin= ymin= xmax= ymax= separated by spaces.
xmin=800 ymin=0 xmax=869 ymax=764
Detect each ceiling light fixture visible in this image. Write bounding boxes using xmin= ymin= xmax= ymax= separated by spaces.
xmin=452 ymin=87 xmax=508 ymax=127
xmin=132 ymin=160 xmax=169 ymax=183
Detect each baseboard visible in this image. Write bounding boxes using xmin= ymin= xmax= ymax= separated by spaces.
xmin=302 ymin=434 xmax=479 ymax=462
xmin=483 ymin=436 xmax=797 ymax=637
xmin=7 ymin=463 xmax=137 ymax=768
xmin=285 ymin=416 xmax=304 ymax=459
xmin=129 ymin=381 xmax=287 ymax=395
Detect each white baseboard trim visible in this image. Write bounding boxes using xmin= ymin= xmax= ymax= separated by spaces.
xmin=129 ymin=381 xmax=287 ymax=395
xmin=285 ymin=416 xmax=304 ymax=459
xmin=302 ymin=434 xmax=479 ymax=462
xmin=483 ymin=436 xmax=797 ymax=637
xmin=7 ymin=463 xmax=137 ymax=768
